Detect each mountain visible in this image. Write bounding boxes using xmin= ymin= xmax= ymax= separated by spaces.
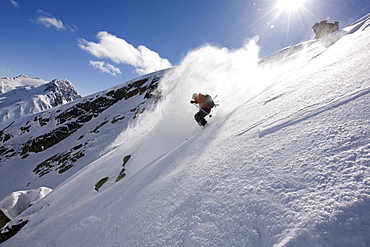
xmin=1 ymin=13 xmax=370 ymax=246
xmin=0 ymin=75 xmax=82 ymax=127
xmin=0 ymin=71 xmax=165 ymax=200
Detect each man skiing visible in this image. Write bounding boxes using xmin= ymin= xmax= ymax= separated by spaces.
xmin=190 ymin=93 xmax=215 ymax=127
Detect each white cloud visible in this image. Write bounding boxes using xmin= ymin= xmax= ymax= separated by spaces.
xmin=35 ymin=11 xmax=77 ymax=32
xmin=36 ymin=9 xmax=53 ymax=17
xmin=89 ymin=61 xmax=122 ymax=76
xmin=10 ymin=0 xmax=19 ymax=7
xmin=78 ymin=31 xmax=172 ymax=75
xmin=37 ymin=16 xmax=66 ymax=30
xmin=67 ymin=24 xmax=79 ymax=32
xmin=1 ymin=66 xmax=10 ymax=73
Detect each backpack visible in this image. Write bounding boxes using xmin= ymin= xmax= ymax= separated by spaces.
xmin=204 ymin=94 xmax=215 ymax=108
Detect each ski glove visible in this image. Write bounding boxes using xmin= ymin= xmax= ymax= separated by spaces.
xmin=190 ymin=100 xmax=195 ymax=104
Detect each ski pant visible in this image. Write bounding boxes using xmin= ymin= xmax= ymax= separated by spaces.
xmin=194 ymin=108 xmax=211 ymax=126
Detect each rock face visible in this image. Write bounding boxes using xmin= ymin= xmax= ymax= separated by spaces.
xmin=43 ymin=79 xmax=82 ymax=107
xmin=0 ymin=219 xmax=28 ymax=244
xmin=312 ymin=20 xmax=339 ymax=39
xmin=0 ymin=210 xmax=10 ymax=229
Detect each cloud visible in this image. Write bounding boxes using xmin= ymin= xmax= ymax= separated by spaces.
xmin=89 ymin=61 xmax=122 ymax=76
xmin=36 ymin=11 xmax=77 ymax=31
xmin=1 ymin=66 xmax=10 ymax=73
xmin=10 ymin=0 xmax=19 ymax=7
xmin=78 ymin=31 xmax=172 ymax=75
xmin=37 ymin=16 xmax=66 ymax=30
xmin=67 ymin=24 xmax=79 ymax=32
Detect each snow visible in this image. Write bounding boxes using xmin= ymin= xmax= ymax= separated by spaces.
xmin=0 ymin=75 xmax=46 ymax=94
xmin=1 ymin=14 xmax=370 ymax=247
xmin=0 ymin=187 xmax=52 ymax=222
xmin=0 ymin=76 xmax=81 ymax=127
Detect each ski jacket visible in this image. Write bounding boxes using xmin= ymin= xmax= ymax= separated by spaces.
xmin=192 ymin=93 xmax=213 ymax=110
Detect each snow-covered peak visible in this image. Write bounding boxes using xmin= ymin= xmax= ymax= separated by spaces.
xmin=0 ymin=75 xmax=45 ymax=94
xmin=0 ymin=76 xmax=81 ymax=127
xmin=14 ymin=74 xmax=29 ymax=79
xmin=43 ymin=79 xmax=82 ymax=105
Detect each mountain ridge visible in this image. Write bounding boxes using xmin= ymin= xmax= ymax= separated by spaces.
xmin=0 ymin=75 xmax=82 ymax=127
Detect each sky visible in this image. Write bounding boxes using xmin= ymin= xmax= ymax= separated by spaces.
xmin=1 ymin=0 xmax=369 ymax=96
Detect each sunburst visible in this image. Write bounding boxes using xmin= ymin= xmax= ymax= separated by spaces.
xmin=277 ymin=0 xmax=307 ymax=13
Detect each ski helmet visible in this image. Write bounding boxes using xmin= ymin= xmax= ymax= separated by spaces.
xmin=192 ymin=93 xmax=198 ymax=99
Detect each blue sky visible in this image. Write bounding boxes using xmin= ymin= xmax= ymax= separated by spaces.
xmin=1 ymin=0 xmax=369 ymax=96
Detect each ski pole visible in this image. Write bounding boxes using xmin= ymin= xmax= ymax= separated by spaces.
xmin=211 ymin=95 xmax=219 ymax=107
xmin=192 ymin=103 xmax=212 ymax=118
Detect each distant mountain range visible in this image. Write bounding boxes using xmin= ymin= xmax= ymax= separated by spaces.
xmin=0 ymin=75 xmax=82 ymax=127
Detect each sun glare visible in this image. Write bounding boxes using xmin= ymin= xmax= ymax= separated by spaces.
xmin=277 ymin=0 xmax=306 ymax=12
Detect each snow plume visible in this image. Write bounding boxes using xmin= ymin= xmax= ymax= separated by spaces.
xmin=110 ymin=37 xmax=264 ymax=173
xmin=78 ymin=32 xmax=172 ymax=75
xmin=158 ymin=36 xmax=263 ymax=116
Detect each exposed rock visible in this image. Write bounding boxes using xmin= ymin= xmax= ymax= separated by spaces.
xmin=0 ymin=219 xmax=28 ymax=244
xmin=312 ymin=20 xmax=339 ymax=39
xmin=0 ymin=210 xmax=10 ymax=229
xmin=95 ymin=177 xmax=109 ymax=191
xmin=116 ymin=155 xmax=131 ymax=182
xmin=43 ymin=79 xmax=82 ymax=107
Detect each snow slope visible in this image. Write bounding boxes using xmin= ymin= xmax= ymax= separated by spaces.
xmin=2 ymin=14 xmax=370 ymax=246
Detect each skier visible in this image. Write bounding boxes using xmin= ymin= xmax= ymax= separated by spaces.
xmin=190 ymin=93 xmax=215 ymax=127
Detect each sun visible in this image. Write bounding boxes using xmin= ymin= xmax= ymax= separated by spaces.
xmin=277 ymin=0 xmax=306 ymax=12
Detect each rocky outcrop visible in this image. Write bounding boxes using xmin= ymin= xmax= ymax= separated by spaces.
xmin=44 ymin=79 xmax=82 ymax=107
xmin=0 ymin=210 xmax=10 ymax=229
xmin=312 ymin=20 xmax=339 ymax=39
xmin=0 ymin=219 xmax=28 ymax=244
